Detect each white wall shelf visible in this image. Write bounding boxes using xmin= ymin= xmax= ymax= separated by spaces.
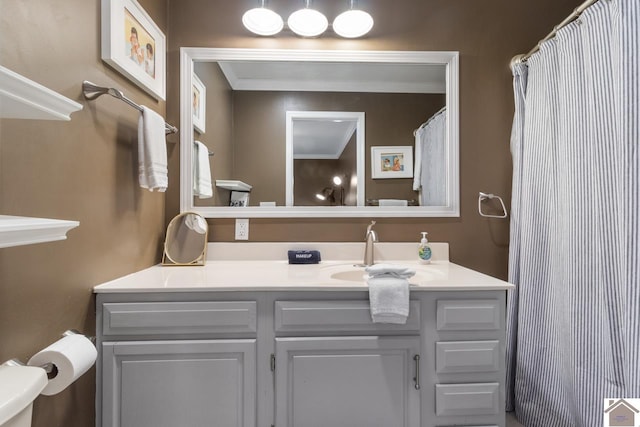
xmin=0 ymin=67 xmax=82 ymax=248
xmin=0 ymin=65 xmax=83 ymax=120
xmin=0 ymin=216 xmax=79 ymax=249
xmin=215 ymin=180 xmax=252 ymax=192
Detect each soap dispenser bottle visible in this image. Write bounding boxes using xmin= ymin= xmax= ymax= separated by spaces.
xmin=418 ymin=232 xmax=432 ymax=264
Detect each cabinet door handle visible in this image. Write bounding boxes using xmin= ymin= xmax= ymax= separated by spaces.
xmin=413 ymin=355 xmax=421 ymax=390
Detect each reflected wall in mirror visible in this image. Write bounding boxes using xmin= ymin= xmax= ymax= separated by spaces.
xmin=162 ymin=212 xmax=208 ymax=266
xmin=180 ymin=48 xmax=459 ymax=218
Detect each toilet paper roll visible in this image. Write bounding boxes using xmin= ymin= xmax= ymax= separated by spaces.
xmin=27 ymin=334 xmax=97 ymax=396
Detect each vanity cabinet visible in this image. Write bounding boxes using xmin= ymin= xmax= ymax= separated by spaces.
xmin=102 ymin=339 xmax=256 ymax=427
xmin=274 ymin=336 xmax=421 ymax=427
xmin=272 ymin=299 xmax=422 ymax=426
xmin=96 ymin=290 xmax=506 ymax=427
xmin=99 ymin=300 xmax=258 ymax=427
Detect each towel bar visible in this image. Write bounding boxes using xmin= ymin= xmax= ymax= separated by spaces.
xmin=82 ymin=81 xmax=178 ymax=135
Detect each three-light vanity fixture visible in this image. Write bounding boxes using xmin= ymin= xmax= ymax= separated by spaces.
xmin=242 ymin=0 xmax=374 ymax=38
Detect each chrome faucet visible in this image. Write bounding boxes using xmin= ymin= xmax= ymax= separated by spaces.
xmin=362 ymin=221 xmax=378 ymax=266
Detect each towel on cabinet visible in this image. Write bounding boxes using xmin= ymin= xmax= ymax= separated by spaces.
xmin=366 ymin=264 xmax=415 ymax=324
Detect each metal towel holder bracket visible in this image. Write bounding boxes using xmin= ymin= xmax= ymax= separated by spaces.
xmin=478 ymin=192 xmax=508 ymax=218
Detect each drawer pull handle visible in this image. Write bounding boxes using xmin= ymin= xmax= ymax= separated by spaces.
xmin=413 ymin=354 xmax=421 ymax=390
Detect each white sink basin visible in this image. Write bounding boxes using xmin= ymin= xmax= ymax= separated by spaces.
xmin=327 ymin=264 xmax=442 ymax=285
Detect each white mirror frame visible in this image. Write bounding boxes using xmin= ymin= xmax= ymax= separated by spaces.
xmin=286 ymin=111 xmax=366 ymax=207
xmin=180 ymin=48 xmax=459 ymax=218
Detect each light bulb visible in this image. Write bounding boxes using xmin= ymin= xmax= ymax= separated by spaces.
xmin=316 ymin=193 xmax=326 ymax=201
xmin=288 ymin=6 xmax=328 ymax=37
xmin=332 ymin=9 xmax=373 ymax=38
xmin=242 ymin=5 xmax=284 ymax=36
xmin=333 ymin=176 xmax=342 ymax=186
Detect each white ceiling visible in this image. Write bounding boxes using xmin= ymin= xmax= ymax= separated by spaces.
xmin=293 ymin=119 xmax=357 ymax=159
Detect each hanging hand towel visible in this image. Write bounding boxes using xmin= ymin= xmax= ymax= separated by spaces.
xmin=138 ymin=106 xmax=168 ymax=192
xmin=193 ymin=140 xmax=213 ymax=199
xmin=366 ymin=264 xmax=415 ymax=324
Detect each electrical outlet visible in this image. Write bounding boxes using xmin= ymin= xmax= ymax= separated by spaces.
xmin=235 ymin=218 xmax=249 ymax=240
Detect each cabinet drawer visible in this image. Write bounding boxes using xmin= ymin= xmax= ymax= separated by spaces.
xmin=436 ymin=300 xmax=500 ymax=331
xmin=275 ymin=300 xmax=421 ymax=333
xmin=102 ymin=301 xmax=257 ymax=336
xmin=436 ymin=341 xmax=500 ymax=373
xmin=435 ymin=383 xmax=500 ymax=416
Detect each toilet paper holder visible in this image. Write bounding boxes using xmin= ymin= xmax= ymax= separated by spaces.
xmin=4 ymin=329 xmax=95 ymax=379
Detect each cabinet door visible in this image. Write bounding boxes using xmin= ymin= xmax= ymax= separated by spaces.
xmin=275 ymin=336 xmax=420 ymax=427
xmin=102 ymin=340 xmax=256 ymax=427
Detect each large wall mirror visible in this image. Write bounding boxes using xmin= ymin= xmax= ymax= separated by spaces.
xmin=180 ymin=48 xmax=459 ymax=218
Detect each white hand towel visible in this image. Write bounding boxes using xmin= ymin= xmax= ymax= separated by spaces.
xmin=366 ymin=264 xmax=414 ymax=323
xmin=367 ymin=276 xmax=410 ymax=324
xmin=365 ymin=263 xmax=416 ymax=279
xmin=138 ymin=106 xmax=168 ymax=192
xmin=193 ymin=140 xmax=213 ymax=199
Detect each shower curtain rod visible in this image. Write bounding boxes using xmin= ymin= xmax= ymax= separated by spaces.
xmin=511 ymin=0 xmax=600 ymax=67
xmin=413 ymin=106 xmax=446 ymax=136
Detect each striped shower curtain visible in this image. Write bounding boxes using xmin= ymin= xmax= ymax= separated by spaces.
xmin=413 ymin=108 xmax=447 ymax=206
xmin=506 ymin=0 xmax=639 ymax=426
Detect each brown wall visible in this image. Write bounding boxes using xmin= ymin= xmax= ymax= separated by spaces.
xmin=0 ymin=1 xmax=168 ymax=426
xmin=167 ymin=0 xmax=582 ymax=279
xmin=232 ymin=91 xmax=444 ymax=206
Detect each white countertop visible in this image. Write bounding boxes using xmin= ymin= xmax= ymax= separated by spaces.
xmin=94 ymin=242 xmax=514 ymax=293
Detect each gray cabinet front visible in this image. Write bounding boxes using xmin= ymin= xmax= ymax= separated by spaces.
xmin=274 ymin=336 xmax=421 ymax=427
xmin=102 ymin=339 xmax=256 ymax=427
xmin=96 ymin=290 xmax=507 ymax=427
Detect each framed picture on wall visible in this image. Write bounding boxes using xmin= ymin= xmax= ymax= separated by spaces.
xmin=101 ymin=0 xmax=166 ymax=100
xmin=371 ymin=146 xmax=414 ymax=179
xmin=192 ymin=73 xmax=206 ymax=134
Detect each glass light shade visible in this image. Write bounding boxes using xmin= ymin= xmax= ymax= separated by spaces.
xmin=242 ymin=7 xmax=284 ymax=36
xmin=332 ymin=9 xmax=374 ymax=38
xmin=287 ymin=8 xmax=328 ymax=37
xmin=315 ymin=194 xmax=326 ymax=201
xmin=333 ymin=176 xmax=343 ymax=186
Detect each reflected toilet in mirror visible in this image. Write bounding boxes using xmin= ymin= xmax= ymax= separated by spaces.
xmin=162 ymin=212 xmax=208 ymax=266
